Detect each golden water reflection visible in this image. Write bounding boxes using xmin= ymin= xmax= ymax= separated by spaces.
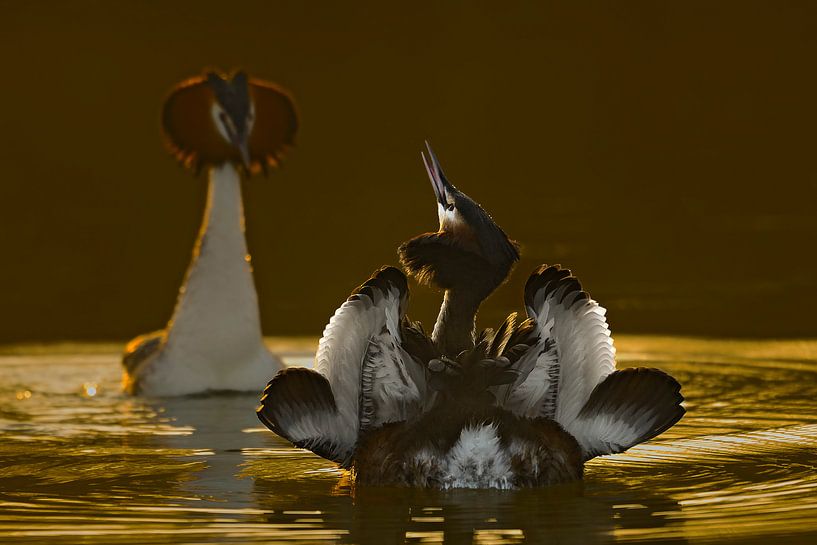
xmin=0 ymin=336 xmax=816 ymax=544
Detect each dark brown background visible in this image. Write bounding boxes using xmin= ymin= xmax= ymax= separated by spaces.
xmin=2 ymin=1 xmax=816 ymax=343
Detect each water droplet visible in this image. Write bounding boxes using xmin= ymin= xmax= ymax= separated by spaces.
xmin=82 ymin=383 xmax=98 ymax=397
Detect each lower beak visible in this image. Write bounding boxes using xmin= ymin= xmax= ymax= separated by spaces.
xmin=238 ymin=142 xmax=252 ymax=171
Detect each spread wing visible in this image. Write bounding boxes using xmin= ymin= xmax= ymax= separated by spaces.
xmin=502 ymin=265 xmax=684 ymax=460
xmin=571 ymin=367 xmax=685 ymax=459
xmin=501 ymin=265 xmax=613 ymax=421
xmin=257 ymin=267 xmax=426 ymax=466
xmin=122 ymin=330 xmax=164 ymax=376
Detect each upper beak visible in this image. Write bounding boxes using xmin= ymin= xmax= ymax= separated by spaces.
xmin=421 ymin=141 xmax=452 ymax=206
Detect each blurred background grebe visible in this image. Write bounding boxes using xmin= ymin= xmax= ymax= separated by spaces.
xmin=1 ymin=2 xmax=817 ymax=544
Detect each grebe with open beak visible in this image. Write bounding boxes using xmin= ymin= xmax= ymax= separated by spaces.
xmin=257 ymin=143 xmax=684 ymax=488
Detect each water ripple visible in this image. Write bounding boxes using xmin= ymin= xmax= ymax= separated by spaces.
xmin=0 ymin=338 xmax=816 ymax=544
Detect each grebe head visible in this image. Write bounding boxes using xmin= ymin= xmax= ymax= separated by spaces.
xmin=161 ymin=69 xmax=297 ymax=176
xmin=207 ymin=71 xmax=254 ymax=169
xmin=399 ymin=142 xmax=519 ymax=294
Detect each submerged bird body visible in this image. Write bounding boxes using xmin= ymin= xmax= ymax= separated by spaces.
xmin=123 ymin=71 xmax=297 ymax=396
xmin=257 ymin=144 xmax=684 ymax=488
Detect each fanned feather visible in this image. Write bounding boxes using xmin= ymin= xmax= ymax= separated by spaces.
xmin=257 ymin=267 xmax=426 ymax=465
xmin=504 ymin=265 xmax=615 ymax=424
xmin=501 ymin=264 xmax=682 ymax=457
xmin=570 ymin=367 xmax=685 ymax=460
xmin=257 ymin=368 xmax=350 ymax=464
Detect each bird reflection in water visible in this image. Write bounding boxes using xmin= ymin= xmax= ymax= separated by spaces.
xmin=247 ymin=456 xmax=687 ymax=545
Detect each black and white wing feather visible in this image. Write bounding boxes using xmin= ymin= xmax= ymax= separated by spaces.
xmin=257 ymin=366 xmax=347 ymax=462
xmin=571 ymin=367 xmax=685 ymax=459
xmin=502 ymin=265 xmax=684 ymax=460
xmin=257 ymin=267 xmax=424 ymax=466
xmin=503 ymin=265 xmax=614 ymax=421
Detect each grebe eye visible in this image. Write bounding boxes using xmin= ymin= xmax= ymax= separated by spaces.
xmin=446 ymin=203 xmax=455 ymax=212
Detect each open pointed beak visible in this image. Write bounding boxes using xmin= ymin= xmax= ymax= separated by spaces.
xmin=421 ymin=141 xmax=452 ymax=206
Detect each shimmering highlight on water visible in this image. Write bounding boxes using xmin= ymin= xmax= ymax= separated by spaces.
xmin=1 ymin=336 xmax=816 ymax=544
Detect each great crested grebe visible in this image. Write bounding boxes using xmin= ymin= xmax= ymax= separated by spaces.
xmin=122 ymin=70 xmax=297 ymax=396
xmin=257 ymin=143 xmax=684 ymax=488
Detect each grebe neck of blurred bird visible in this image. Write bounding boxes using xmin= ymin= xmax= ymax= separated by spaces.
xmin=162 ymin=162 xmax=266 ymax=360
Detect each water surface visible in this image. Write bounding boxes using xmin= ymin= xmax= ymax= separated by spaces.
xmin=1 ymin=336 xmax=815 ymax=544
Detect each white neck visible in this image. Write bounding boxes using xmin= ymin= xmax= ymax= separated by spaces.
xmin=164 ymin=163 xmax=267 ymax=362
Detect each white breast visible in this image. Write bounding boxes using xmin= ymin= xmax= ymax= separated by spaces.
xmin=135 ymin=163 xmax=280 ymax=395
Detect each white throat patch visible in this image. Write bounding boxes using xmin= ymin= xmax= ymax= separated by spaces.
xmin=210 ymin=102 xmax=256 ymax=144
